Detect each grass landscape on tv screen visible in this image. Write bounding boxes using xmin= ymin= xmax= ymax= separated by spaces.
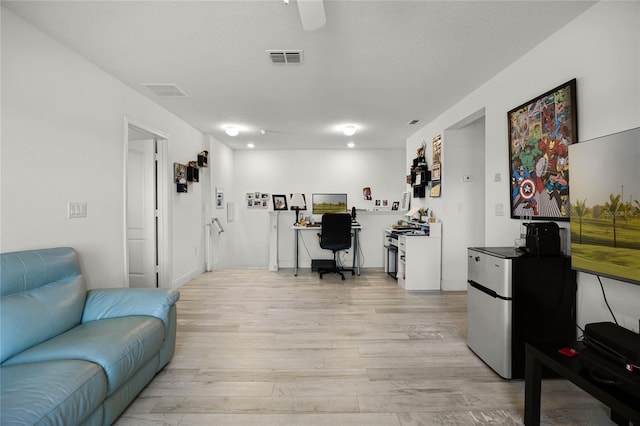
xmin=569 ymin=127 xmax=640 ymax=285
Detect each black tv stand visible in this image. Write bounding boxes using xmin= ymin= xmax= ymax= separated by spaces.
xmin=524 ymin=341 xmax=640 ymax=425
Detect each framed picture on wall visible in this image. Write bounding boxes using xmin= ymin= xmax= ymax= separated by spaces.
xmin=174 ymin=163 xmax=186 ymax=183
xmin=431 ymin=163 xmax=441 ymax=180
xmin=272 ymin=194 xmax=288 ymax=211
xmin=508 ymin=79 xmax=577 ymax=220
xmin=430 ymin=181 xmax=441 ymax=197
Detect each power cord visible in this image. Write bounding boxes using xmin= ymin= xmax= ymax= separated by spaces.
xmin=597 ymin=275 xmax=618 ymax=325
xmin=298 ymin=231 xmax=315 ymax=260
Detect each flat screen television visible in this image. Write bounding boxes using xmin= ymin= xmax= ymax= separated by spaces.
xmin=568 ymin=127 xmax=640 ymax=285
xmin=312 ymin=193 xmax=348 ymax=214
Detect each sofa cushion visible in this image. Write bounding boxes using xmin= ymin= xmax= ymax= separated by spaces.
xmin=0 ymin=359 xmax=107 ymax=425
xmin=0 ymin=247 xmax=86 ymax=363
xmin=0 ymin=247 xmax=82 ymax=297
xmin=0 ymin=276 xmax=87 ymax=364
xmin=3 ymin=316 xmax=164 ymax=396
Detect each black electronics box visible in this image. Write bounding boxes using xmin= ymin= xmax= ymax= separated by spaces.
xmin=525 ymin=222 xmax=561 ymax=256
xmin=581 ymin=322 xmax=640 ymax=396
xmin=311 ymin=259 xmax=335 ymax=271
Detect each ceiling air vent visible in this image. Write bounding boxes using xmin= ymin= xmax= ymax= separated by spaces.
xmin=407 ymin=119 xmax=420 ymax=125
xmin=267 ymin=50 xmax=303 ymax=64
xmin=141 ymin=83 xmax=188 ymax=97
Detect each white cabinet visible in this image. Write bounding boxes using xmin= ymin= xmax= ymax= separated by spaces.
xmin=397 ymin=222 xmax=441 ymax=290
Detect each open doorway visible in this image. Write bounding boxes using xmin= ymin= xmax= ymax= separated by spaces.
xmin=125 ymin=119 xmax=171 ymax=288
xmin=441 ymin=110 xmax=486 ymax=290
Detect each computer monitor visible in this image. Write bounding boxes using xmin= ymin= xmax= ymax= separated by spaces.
xmin=312 ymin=193 xmax=348 ymax=214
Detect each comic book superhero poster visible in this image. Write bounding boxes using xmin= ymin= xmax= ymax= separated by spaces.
xmin=508 ymin=79 xmax=577 ymax=220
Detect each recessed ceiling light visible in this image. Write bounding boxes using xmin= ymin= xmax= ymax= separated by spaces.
xmin=347 ymin=142 xmax=355 ymax=148
xmin=343 ymin=125 xmax=356 ymax=136
xmin=225 ymin=126 xmax=239 ymax=136
xmin=247 ymin=143 xmax=255 ymax=148
xmin=260 ymin=129 xmax=266 ymax=135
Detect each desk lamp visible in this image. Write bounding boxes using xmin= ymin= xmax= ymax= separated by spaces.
xmin=290 ymin=193 xmax=305 ymax=225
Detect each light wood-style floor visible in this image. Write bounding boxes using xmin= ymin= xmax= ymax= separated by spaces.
xmin=116 ymin=268 xmax=614 ymax=425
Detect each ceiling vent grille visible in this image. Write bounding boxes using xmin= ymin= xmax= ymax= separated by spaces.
xmin=141 ymin=83 xmax=188 ymax=97
xmin=407 ymin=119 xmax=420 ymax=125
xmin=267 ymin=50 xmax=303 ymax=64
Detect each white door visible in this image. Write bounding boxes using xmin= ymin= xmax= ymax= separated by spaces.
xmin=127 ymin=138 xmax=157 ymax=287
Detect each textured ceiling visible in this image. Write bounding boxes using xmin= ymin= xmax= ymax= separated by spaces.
xmin=3 ymin=0 xmax=596 ymax=150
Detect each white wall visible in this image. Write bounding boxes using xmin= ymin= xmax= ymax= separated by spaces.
xmin=407 ymin=1 xmax=640 ymax=331
xmin=231 ymin=149 xmax=406 ymax=268
xmin=206 ymin=135 xmax=236 ymax=269
xmin=1 ymin=9 xmax=208 ymax=289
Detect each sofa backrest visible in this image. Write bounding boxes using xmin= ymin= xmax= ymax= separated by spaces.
xmin=0 ymin=247 xmax=87 ymax=364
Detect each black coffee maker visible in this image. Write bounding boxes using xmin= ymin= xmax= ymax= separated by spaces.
xmin=525 ymin=222 xmax=561 ymax=256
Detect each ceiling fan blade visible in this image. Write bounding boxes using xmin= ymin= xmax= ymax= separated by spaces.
xmin=297 ymin=0 xmax=326 ymax=31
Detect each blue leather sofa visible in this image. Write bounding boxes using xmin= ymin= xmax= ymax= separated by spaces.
xmin=0 ymin=247 xmax=180 ymax=425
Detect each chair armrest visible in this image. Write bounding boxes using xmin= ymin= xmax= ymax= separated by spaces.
xmin=82 ymin=288 xmax=180 ymax=330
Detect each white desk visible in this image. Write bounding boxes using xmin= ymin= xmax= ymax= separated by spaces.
xmin=292 ymin=223 xmax=362 ymax=276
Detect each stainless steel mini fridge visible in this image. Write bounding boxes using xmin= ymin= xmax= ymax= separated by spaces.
xmin=467 ymin=247 xmax=576 ymax=379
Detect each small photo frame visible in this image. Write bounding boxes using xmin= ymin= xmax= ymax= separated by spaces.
xmin=431 ymin=163 xmax=441 ymax=180
xmin=392 ymin=201 xmax=399 ymax=211
xmin=432 ymin=135 xmax=442 ymax=163
xmin=363 ymin=187 xmax=372 ymax=200
xmin=430 ymin=181 xmax=441 ymax=197
xmin=174 ymin=163 xmax=187 ymax=183
xmin=272 ymin=194 xmax=288 ymax=211
xmin=215 ymin=187 xmax=224 ymax=209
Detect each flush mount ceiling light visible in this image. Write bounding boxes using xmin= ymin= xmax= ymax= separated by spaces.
xmin=247 ymin=143 xmax=255 ymax=148
xmin=347 ymin=142 xmax=355 ymax=148
xmin=343 ymin=125 xmax=356 ymax=136
xmin=225 ymin=126 xmax=239 ymax=136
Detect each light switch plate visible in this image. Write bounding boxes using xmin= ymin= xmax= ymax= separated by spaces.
xmin=68 ymin=202 xmax=87 ymax=218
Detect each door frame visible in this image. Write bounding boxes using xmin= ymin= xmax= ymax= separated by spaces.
xmin=123 ymin=116 xmax=172 ymax=288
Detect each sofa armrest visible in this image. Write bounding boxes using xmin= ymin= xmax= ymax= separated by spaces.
xmin=82 ymin=288 xmax=180 ymax=330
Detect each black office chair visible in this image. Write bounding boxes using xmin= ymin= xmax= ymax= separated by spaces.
xmin=317 ymin=213 xmax=355 ymax=280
